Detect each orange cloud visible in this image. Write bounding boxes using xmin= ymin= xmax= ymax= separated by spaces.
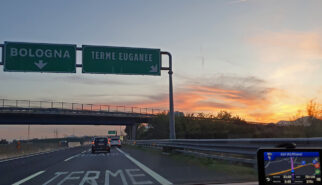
xmin=130 ymin=81 xmax=304 ymax=123
xmin=120 ymin=72 xmax=312 ymax=123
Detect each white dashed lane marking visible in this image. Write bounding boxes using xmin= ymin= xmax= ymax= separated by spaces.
xmin=64 ymin=154 xmax=79 ymax=162
xmin=12 ymin=170 xmax=45 ymax=185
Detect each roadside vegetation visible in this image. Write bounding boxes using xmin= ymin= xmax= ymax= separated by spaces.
xmin=129 ymin=100 xmax=322 ymax=139
xmin=0 ymin=142 xmax=64 ymax=160
xmin=0 ymin=137 xmax=91 ymax=160
xmin=168 ymin=152 xmax=257 ymax=180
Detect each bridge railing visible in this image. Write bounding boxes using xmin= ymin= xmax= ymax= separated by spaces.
xmin=0 ymin=99 xmax=166 ymax=115
xmin=125 ymin=138 xmax=322 ymax=166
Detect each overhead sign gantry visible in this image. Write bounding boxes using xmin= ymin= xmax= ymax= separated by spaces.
xmin=0 ymin=41 xmax=176 ymax=139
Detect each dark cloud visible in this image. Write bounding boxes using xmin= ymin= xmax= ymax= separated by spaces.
xmin=188 ymin=74 xmax=272 ymax=102
xmin=73 ymin=93 xmax=168 ymax=105
xmin=197 ymin=101 xmax=235 ymax=109
xmin=53 ymin=75 xmax=130 ymax=86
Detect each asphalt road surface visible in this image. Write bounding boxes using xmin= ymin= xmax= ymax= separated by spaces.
xmin=0 ymin=145 xmax=256 ymax=185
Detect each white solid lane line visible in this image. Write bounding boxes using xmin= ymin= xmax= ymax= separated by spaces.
xmin=215 ymin=183 xmax=258 ymax=185
xmin=64 ymin=154 xmax=79 ymax=162
xmin=116 ymin=148 xmax=172 ymax=185
xmin=12 ymin=170 xmax=45 ymax=185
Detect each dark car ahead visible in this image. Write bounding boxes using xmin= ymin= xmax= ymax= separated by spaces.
xmin=91 ymin=137 xmax=110 ymax=153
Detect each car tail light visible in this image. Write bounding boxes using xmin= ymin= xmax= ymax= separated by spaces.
xmin=91 ymin=141 xmax=95 ymax=145
xmin=118 ymin=140 xmax=121 ymax=143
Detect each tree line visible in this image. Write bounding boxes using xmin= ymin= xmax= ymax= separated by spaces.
xmin=127 ymin=100 xmax=322 ymax=139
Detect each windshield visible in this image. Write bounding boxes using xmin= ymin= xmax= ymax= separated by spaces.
xmin=0 ymin=1 xmax=321 ymax=185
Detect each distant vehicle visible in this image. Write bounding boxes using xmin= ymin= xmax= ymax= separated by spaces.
xmin=91 ymin=137 xmax=110 ymax=153
xmin=0 ymin=139 xmax=8 ymax=144
xmin=59 ymin=140 xmax=68 ymax=147
xmin=109 ymin=136 xmax=122 ymax=148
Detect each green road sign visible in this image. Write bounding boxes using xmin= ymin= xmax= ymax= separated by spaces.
xmin=82 ymin=45 xmax=161 ymax=75
xmin=108 ymin=130 xmax=117 ymax=135
xmin=3 ymin=42 xmax=76 ymax=73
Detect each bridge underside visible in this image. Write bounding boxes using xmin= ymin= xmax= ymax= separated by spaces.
xmin=0 ymin=112 xmax=151 ymax=125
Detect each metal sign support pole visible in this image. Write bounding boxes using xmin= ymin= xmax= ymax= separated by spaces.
xmin=161 ymin=51 xmax=176 ymax=139
xmin=0 ymin=44 xmax=3 ymax=65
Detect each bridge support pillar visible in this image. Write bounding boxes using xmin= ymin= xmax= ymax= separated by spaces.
xmin=131 ymin=124 xmax=137 ymax=140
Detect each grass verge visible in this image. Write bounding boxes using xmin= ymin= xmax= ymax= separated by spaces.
xmin=124 ymin=144 xmax=257 ymax=181
xmin=0 ymin=143 xmax=65 ymax=160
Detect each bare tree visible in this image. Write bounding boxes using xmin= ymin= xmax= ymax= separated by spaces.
xmin=307 ymin=99 xmax=322 ymax=119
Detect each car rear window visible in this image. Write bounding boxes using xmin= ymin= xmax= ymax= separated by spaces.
xmin=110 ymin=136 xmax=120 ymax=140
xmin=95 ymin=138 xmax=107 ymax=142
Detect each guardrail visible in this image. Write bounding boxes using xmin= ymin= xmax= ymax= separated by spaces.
xmin=125 ymin=138 xmax=322 ymax=166
xmin=0 ymin=99 xmax=167 ymax=116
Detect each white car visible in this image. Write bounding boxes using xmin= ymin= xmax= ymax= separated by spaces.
xmin=109 ymin=136 xmax=121 ymax=148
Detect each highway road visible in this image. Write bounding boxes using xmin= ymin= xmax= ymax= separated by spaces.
xmin=0 ymin=145 xmax=257 ymax=185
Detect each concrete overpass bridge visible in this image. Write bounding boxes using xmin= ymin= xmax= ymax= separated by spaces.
xmin=0 ymin=99 xmax=167 ymax=139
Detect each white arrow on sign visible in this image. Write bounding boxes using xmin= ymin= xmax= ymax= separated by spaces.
xmin=34 ymin=60 xmax=47 ymax=69
xmin=149 ymin=65 xmax=158 ymax=72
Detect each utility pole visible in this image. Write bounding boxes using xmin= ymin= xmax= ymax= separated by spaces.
xmin=53 ymin=128 xmax=58 ymax=138
xmin=119 ymin=125 xmax=121 ymax=136
xmin=27 ymin=125 xmax=30 ymax=140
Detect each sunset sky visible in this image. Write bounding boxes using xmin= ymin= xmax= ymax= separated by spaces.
xmin=0 ymin=0 xmax=321 ymax=139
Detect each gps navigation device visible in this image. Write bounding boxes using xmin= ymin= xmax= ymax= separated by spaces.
xmin=258 ymin=148 xmax=322 ymax=185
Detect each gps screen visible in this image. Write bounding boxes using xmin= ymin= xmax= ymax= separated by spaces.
xmin=264 ymin=152 xmax=321 ymax=184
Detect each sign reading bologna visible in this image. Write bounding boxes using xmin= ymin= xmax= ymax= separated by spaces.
xmin=82 ymin=45 xmax=161 ymax=75
xmin=4 ymin=42 xmax=76 ymax=73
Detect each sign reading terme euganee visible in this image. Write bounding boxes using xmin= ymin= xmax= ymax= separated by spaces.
xmin=82 ymin=45 xmax=161 ymax=75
